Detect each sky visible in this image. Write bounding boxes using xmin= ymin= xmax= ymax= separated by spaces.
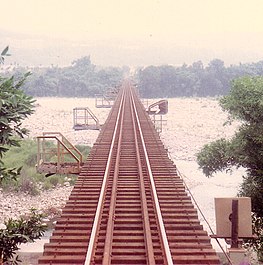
xmin=1 ymin=0 xmax=263 ymax=67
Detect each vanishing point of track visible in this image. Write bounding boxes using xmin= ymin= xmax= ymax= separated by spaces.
xmin=39 ymin=80 xmax=220 ymax=264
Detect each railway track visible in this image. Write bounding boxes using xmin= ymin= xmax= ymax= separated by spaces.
xmin=38 ymin=81 xmax=220 ymax=264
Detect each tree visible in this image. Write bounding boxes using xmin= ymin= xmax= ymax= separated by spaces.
xmin=0 ymin=72 xmax=35 ymax=183
xmin=196 ymin=76 xmax=263 ymax=258
xmin=138 ymin=66 xmax=161 ymax=97
xmin=0 ymin=47 xmax=46 ymax=264
xmin=18 ymin=56 xmax=124 ymax=97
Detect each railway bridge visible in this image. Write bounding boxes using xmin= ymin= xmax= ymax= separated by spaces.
xmin=38 ymin=80 xmax=220 ymax=264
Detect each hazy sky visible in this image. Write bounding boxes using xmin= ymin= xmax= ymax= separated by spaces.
xmin=1 ymin=0 xmax=263 ymax=66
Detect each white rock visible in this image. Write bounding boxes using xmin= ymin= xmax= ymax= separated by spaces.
xmin=0 ymin=223 xmax=7 ymax=230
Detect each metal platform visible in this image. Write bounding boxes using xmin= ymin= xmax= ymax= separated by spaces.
xmin=95 ymin=86 xmax=120 ymax=108
xmin=36 ymin=132 xmax=83 ymax=175
xmin=95 ymin=95 xmax=114 ymax=108
xmin=73 ymin=107 xmax=100 ymax=130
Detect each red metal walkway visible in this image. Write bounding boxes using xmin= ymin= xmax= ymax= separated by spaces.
xmin=38 ymin=80 xmax=220 ymax=265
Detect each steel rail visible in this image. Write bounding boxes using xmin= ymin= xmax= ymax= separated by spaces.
xmin=129 ymin=88 xmax=156 ymax=265
xmin=130 ymin=86 xmax=174 ymax=265
xmin=84 ymin=88 xmax=125 ymax=265
xmin=102 ymin=88 xmax=126 ymax=265
xmin=38 ymin=81 xmax=221 ymax=265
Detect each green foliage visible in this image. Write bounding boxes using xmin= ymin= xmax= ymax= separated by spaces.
xmin=197 ymin=76 xmax=263 ymax=178
xmin=197 ymin=124 xmax=263 ymax=178
xmin=1 ymin=138 xmax=40 ymax=194
xmin=196 ymin=138 xmax=235 ymax=177
xmin=0 ymin=209 xmax=47 ymax=264
xmin=0 ymin=73 xmax=35 ymax=182
xmin=240 ymin=176 xmax=263 ymax=216
xmin=196 ymin=76 xmax=263 ymax=258
xmin=0 ymin=73 xmax=34 ymax=147
xmin=4 ymin=56 xmax=263 ymax=98
xmin=46 ymin=175 xmax=61 ymax=187
xmin=0 ymin=166 xmax=22 ymax=185
xmin=137 ymin=59 xmax=263 ymax=97
xmin=244 ymin=213 xmax=263 ymax=261
xmin=220 ymin=76 xmax=263 ymax=123
xmin=2 ymin=138 xmax=38 ymax=167
xmin=10 ymin=56 xmax=124 ymax=97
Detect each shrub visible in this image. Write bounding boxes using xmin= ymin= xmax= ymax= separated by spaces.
xmin=0 ymin=209 xmax=47 ymax=264
xmin=244 ymin=213 xmax=263 ymax=261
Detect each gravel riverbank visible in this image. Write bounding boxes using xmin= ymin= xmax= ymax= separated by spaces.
xmin=0 ymin=186 xmax=72 ymax=223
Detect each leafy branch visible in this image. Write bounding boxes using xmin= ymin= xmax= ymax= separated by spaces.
xmin=0 ymin=209 xmax=47 ymax=264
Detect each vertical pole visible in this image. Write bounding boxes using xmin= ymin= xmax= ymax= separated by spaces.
xmin=231 ymin=199 xmax=239 ymax=248
xmin=57 ymin=141 xmax=60 ymax=169
xmin=85 ymin=108 xmax=88 ymax=126
xmin=73 ymin=108 xmax=75 ymax=127
xmin=43 ymin=137 xmax=46 ymax=163
xmin=37 ymin=138 xmax=40 ymax=167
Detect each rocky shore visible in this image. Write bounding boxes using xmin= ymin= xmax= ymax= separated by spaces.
xmin=0 ymin=185 xmax=73 ymax=223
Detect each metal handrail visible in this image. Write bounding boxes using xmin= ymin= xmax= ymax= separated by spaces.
xmin=37 ymin=134 xmax=82 ymax=171
xmin=85 ymin=107 xmax=99 ymax=126
xmin=73 ymin=107 xmax=100 ymax=127
xmin=42 ymin=132 xmax=82 ymax=163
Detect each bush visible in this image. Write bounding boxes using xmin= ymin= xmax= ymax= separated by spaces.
xmin=244 ymin=213 xmax=263 ymax=261
xmin=2 ymin=139 xmax=38 ymax=169
xmin=0 ymin=209 xmax=47 ymax=264
xmin=0 ymin=72 xmax=35 ymax=184
xmin=18 ymin=173 xmax=39 ymax=196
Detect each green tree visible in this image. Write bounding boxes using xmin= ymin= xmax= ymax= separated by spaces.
xmin=19 ymin=56 xmax=124 ymax=97
xmin=0 ymin=47 xmax=46 ymax=264
xmin=0 ymin=73 xmax=35 ymax=182
xmin=196 ymin=76 xmax=263 ymax=258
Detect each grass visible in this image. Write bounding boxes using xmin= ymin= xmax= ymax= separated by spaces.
xmin=1 ymin=138 xmax=90 ymax=195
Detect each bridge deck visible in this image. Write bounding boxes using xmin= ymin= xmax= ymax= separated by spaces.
xmin=38 ymin=80 xmax=220 ymax=265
